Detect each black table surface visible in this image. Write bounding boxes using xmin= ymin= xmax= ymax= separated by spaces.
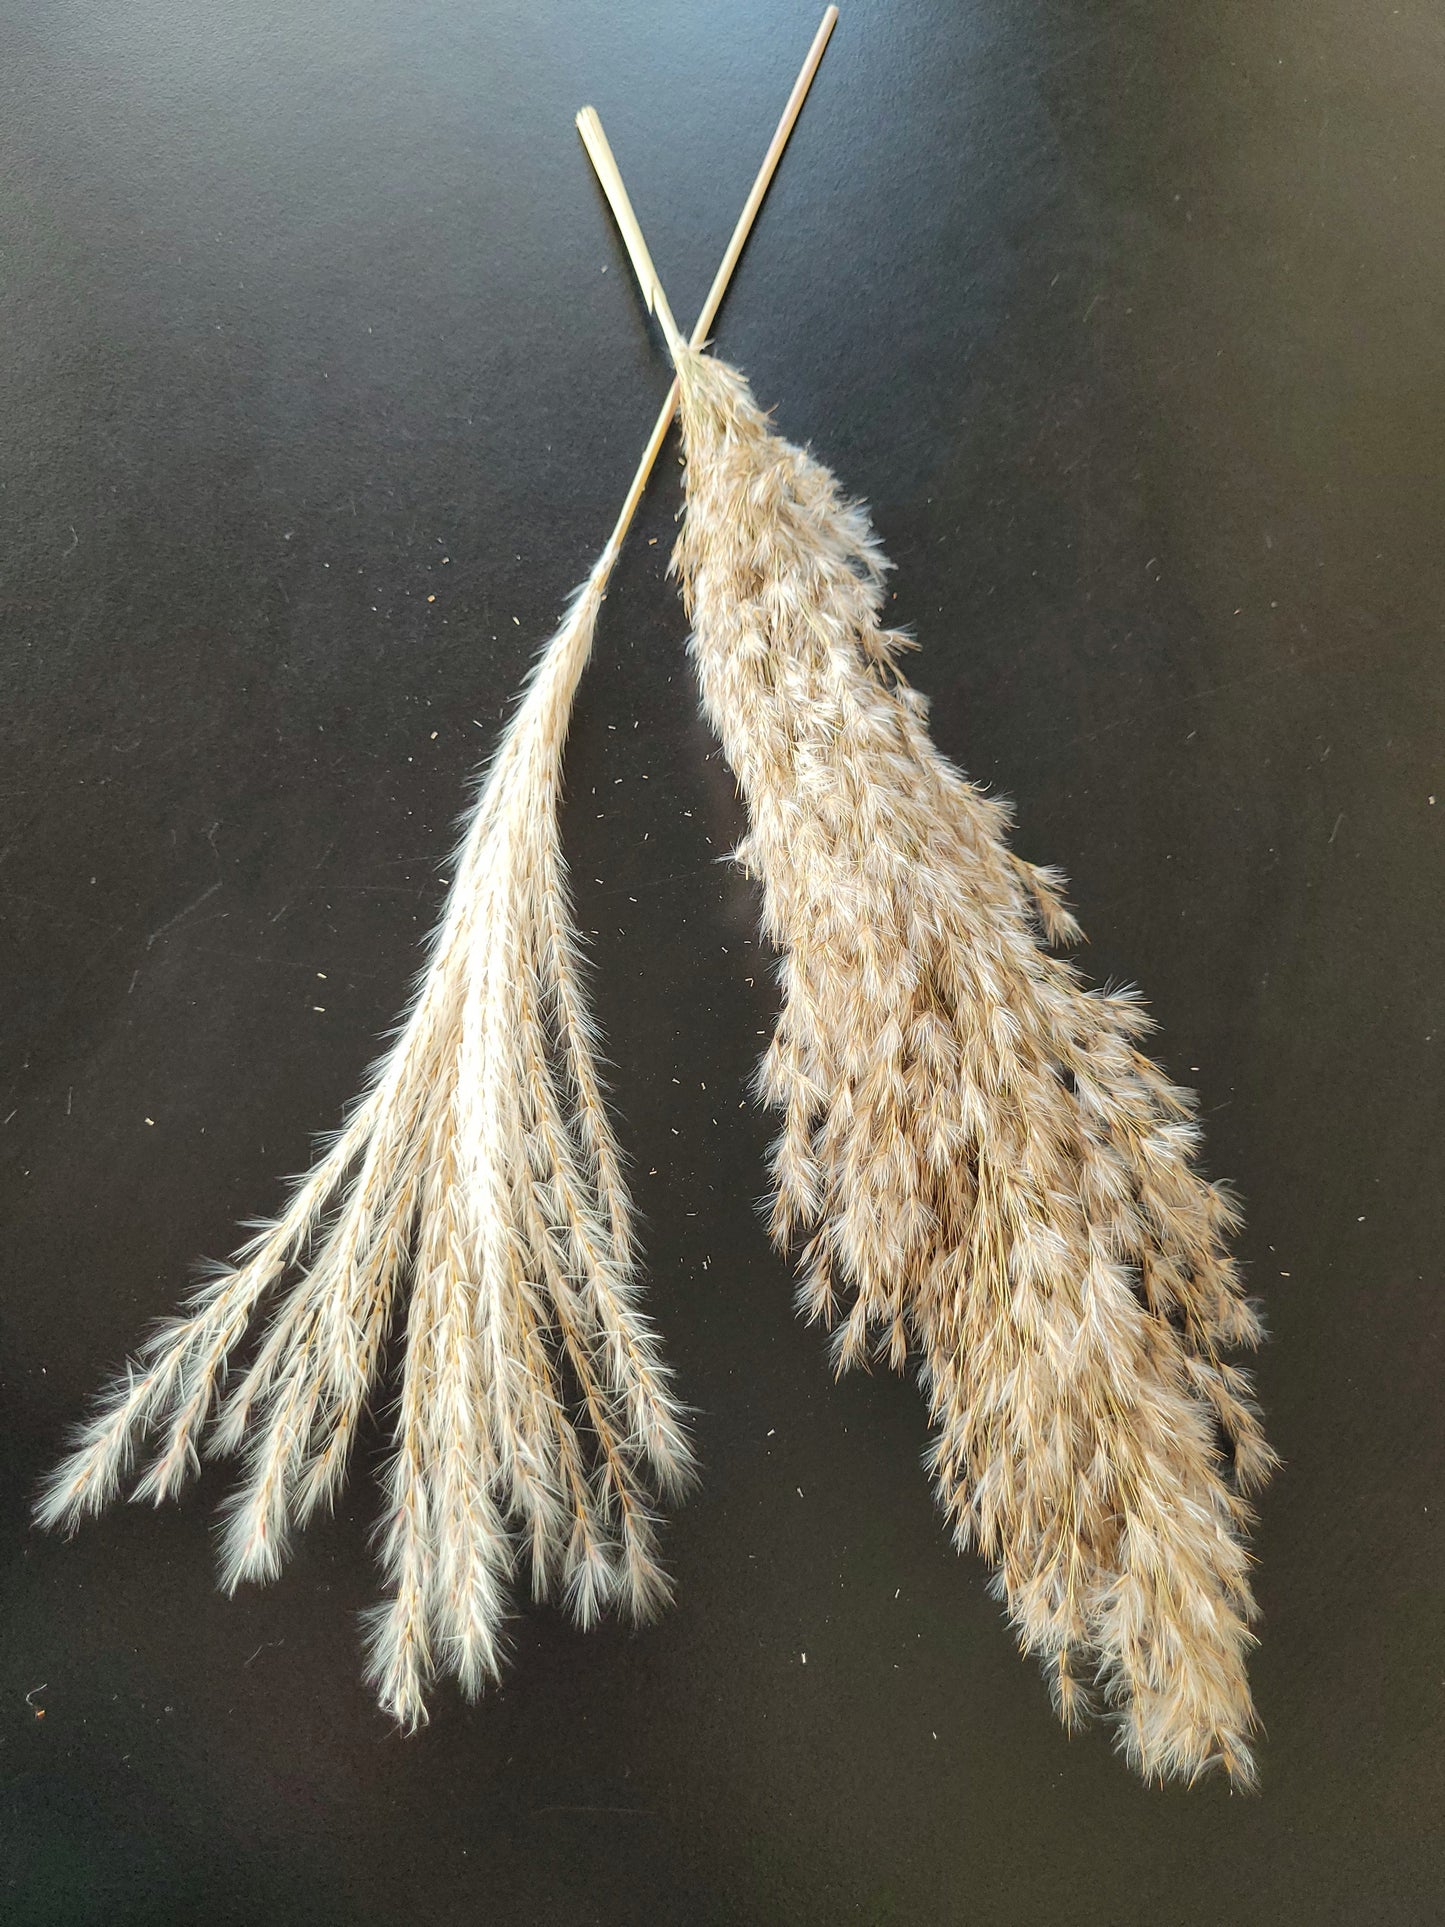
xmin=4 ymin=3 xmax=1443 ymax=1921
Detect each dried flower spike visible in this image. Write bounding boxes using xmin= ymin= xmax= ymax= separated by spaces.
xmin=36 ymin=9 xmax=839 ymax=1728
xmin=584 ymin=120 xmax=1276 ymax=1787
xmin=38 ymin=552 xmax=692 ymax=1728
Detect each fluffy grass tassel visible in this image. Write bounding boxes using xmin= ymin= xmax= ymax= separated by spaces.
xmin=37 ymin=557 xmax=692 ymax=1726
xmin=36 ymin=7 xmax=839 ymax=1727
xmin=585 ymin=120 xmax=1277 ymax=1787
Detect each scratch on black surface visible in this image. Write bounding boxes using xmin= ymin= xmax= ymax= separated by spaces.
xmin=268 ymin=837 xmax=339 ymax=925
xmin=145 ymin=878 xmax=223 ymax=950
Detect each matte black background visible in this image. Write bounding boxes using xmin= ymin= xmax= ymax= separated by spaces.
xmin=4 ymin=2 xmax=1443 ymax=1921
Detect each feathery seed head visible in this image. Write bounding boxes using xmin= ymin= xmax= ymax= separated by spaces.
xmin=36 ymin=557 xmax=692 ymax=1727
xmin=670 ymin=344 xmax=1275 ymax=1788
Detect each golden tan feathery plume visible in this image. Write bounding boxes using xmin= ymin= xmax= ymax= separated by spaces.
xmin=36 ymin=10 xmax=839 ymax=1730
xmin=582 ymin=115 xmax=1276 ymax=1787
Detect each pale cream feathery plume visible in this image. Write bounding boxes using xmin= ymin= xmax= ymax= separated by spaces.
xmin=36 ymin=9 xmax=839 ymax=1730
xmin=580 ymin=115 xmax=1277 ymax=1787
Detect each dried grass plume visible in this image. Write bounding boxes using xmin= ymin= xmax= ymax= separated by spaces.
xmin=37 ymin=549 xmax=693 ymax=1727
xmin=667 ymin=343 xmax=1276 ymax=1785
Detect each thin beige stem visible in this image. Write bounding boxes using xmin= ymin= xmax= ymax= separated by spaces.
xmin=576 ymin=109 xmax=687 ymax=357
xmin=575 ymin=113 xmax=687 ymax=378
xmin=695 ymin=8 xmax=837 ymax=339
xmin=581 ymin=5 xmax=837 ymax=564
